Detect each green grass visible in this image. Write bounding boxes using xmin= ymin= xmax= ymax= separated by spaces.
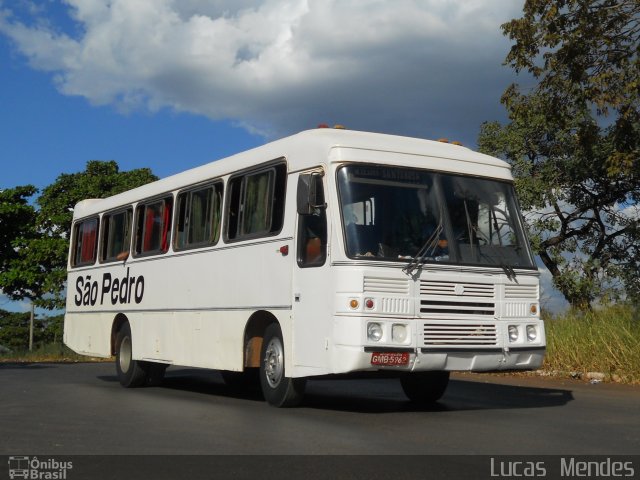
xmin=543 ymin=304 xmax=640 ymax=384
xmin=0 ymin=342 xmax=109 ymax=363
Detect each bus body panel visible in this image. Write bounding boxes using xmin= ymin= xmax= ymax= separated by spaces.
xmin=63 ymin=129 xmax=544 ymax=389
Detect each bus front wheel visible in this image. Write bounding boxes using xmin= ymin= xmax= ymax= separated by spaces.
xmin=115 ymin=323 xmax=150 ymax=388
xmin=259 ymin=323 xmax=306 ymax=407
xmin=400 ymin=371 xmax=450 ymax=404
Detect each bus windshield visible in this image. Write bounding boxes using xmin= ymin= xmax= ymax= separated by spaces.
xmin=337 ymin=165 xmax=535 ymax=269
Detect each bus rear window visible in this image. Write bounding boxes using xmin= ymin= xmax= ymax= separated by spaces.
xmin=71 ymin=217 xmax=99 ymax=267
xmin=134 ymin=197 xmax=173 ymax=256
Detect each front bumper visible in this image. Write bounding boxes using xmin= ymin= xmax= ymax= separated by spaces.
xmin=330 ymin=344 xmax=545 ymax=374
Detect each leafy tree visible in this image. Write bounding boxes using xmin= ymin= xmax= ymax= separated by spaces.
xmin=0 ymin=310 xmax=64 ymax=351
xmin=0 ymin=185 xmax=53 ymax=326
xmin=0 ymin=185 xmax=37 ymax=269
xmin=0 ymin=309 xmax=31 ymax=350
xmin=38 ymin=160 xmax=158 ymax=235
xmin=41 ymin=314 xmax=64 ymax=344
xmin=0 ymin=161 xmax=157 ymax=310
xmin=478 ymin=0 xmax=639 ymax=309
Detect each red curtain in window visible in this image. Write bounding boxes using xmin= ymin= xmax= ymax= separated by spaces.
xmin=161 ymin=202 xmax=171 ymax=252
xmin=143 ymin=207 xmax=155 ymax=252
xmin=81 ymin=223 xmax=97 ymax=262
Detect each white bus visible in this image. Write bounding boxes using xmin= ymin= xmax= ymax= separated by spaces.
xmin=64 ymin=128 xmax=545 ymax=407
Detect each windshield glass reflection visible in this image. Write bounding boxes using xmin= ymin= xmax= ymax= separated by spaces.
xmin=337 ymin=165 xmax=534 ymax=268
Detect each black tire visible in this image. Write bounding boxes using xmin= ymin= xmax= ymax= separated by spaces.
xmin=259 ymin=323 xmax=306 ymax=407
xmin=115 ymin=323 xmax=151 ymax=388
xmin=400 ymin=371 xmax=450 ymax=404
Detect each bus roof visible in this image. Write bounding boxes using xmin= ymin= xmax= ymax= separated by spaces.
xmin=72 ymin=128 xmax=511 ymax=220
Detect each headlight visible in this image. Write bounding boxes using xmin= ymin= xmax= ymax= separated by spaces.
xmin=392 ymin=324 xmax=407 ymax=343
xmin=508 ymin=325 xmax=519 ymax=342
xmin=367 ymin=322 xmax=383 ymax=342
xmin=526 ymin=325 xmax=537 ymax=342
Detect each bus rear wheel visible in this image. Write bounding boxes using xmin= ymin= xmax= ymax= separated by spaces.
xmin=115 ymin=323 xmax=150 ymax=388
xmin=259 ymin=323 xmax=306 ymax=407
xmin=400 ymin=371 xmax=450 ymax=404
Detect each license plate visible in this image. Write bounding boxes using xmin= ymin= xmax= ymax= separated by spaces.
xmin=370 ymin=352 xmax=409 ymax=366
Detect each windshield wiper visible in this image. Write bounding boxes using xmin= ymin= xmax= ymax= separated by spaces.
xmin=501 ymin=264 xmax=517 ymax=281
xmin=402 ymin=215 xmax=445 ymax=276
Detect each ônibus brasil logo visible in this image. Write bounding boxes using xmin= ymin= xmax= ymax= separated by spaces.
xmin=8 ymin=456 xmax=72 ymax=480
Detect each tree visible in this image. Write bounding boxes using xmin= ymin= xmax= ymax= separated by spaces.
xmin=0 ymin=161 xmax=157 ymax=310
xmin=0 ymin=185 xmax=37 ymax=269
xmin=0 ymin=309 xmax=64 ymax=351
xmin=0 ymin=309 xmax=32 ymax=351
xmin=478 ymin=0 xmax=639 ymax=309
xmin=38 ymin=160 xmax=158 ymax=235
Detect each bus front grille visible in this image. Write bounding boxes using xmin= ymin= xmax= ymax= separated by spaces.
xmin=422 ymin=322 xmax=498 ymax=346
xmin=419 ymin=280 xmax=495 ymax=316
xmin=420 ymin=300 xmax=495 ymax=316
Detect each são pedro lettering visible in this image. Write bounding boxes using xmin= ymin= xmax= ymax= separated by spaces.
xmin=74 ymin=268 xmax=144 ymax=307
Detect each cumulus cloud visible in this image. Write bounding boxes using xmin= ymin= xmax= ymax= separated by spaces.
xmin=0 ymin=0 xmax=522 ymax=140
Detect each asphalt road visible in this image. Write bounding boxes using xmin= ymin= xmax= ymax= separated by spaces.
xmin=1 ymin=362 xmax=639 ymax=455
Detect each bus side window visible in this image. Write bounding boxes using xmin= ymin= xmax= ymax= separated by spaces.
xmin=101 ymin=209 xmax=132 ymax=262
xmin=226 ymin=161 xmax=286 ymax=241
xmin=134 ymin=197 xmax=173 ymax=256
xmin=175 ymin=182 xmax=223 ymax=250
xmin=71 ymin=217 xmax=99 ymax=267
xmin=297 ymin=173 xmax=327 ymax=267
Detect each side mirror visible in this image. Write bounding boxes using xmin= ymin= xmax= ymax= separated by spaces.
xmin=297 ymin=172 xmax=325 ymax=215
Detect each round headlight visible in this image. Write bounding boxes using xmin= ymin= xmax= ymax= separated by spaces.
xmin=367 ymin=322 xmax=383 ymax=342
xmin=392 ymin=324 xmax=407 ymax=343
xmin=508 ymin=325 xmax=519 ymax=342
xmin=526 ymin=325 xmax=537 ymax=342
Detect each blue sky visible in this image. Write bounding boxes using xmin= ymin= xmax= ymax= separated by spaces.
xmin=0 ymin=0 xmax=523 ymax=191
xmin=0 ymin=22 xmax=261 ymax=191
xmin=0 ymin=0 xmax=567 ymax=312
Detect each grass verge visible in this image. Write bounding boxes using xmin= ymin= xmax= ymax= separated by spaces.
xmin=542 ymin=304 xmax=640 ymax=384
xmin=0 ymin=342 xmax=109 ymax=363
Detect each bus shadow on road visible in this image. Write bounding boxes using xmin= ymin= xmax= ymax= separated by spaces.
xmin=106 ymin=368 xmax=268 ymax=403
xmin=101 ymin=368 xmax=573 ymax=413
xmin=301 ymin=378 xmax=574 ymax=413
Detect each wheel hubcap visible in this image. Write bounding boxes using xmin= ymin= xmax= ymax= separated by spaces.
xmin=264 ymin=337 xmax=284 ymax=388
xmin=119 ymin=336 xmax=132 ymax=373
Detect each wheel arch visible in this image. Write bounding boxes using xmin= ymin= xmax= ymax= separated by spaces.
xmin=111 ymin=313 xmax=129 ymax=355
xmin=243 ymin=310 xmax=279 ymax=368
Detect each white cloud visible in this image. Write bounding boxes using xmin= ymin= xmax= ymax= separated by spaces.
xmin=618 ymin=202 xmax=639 ymax=221
xmin=0 ymin=0 xmax=523 ymax=140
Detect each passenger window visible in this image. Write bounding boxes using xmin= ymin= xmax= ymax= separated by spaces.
xmin=297 ymin=173 xmax=327 ymax=267
xmin=134 ymin=197 xmax=173 ymax=256
xmin=175 ymin=182 xmax=223 ymax=249
xmin=101 ymin=209 xmax=132 ymax=262
xmin=226 ymin=162 xmax=286 ymax=241
xmin=72 ymin=217 xmax=99 ymax=267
